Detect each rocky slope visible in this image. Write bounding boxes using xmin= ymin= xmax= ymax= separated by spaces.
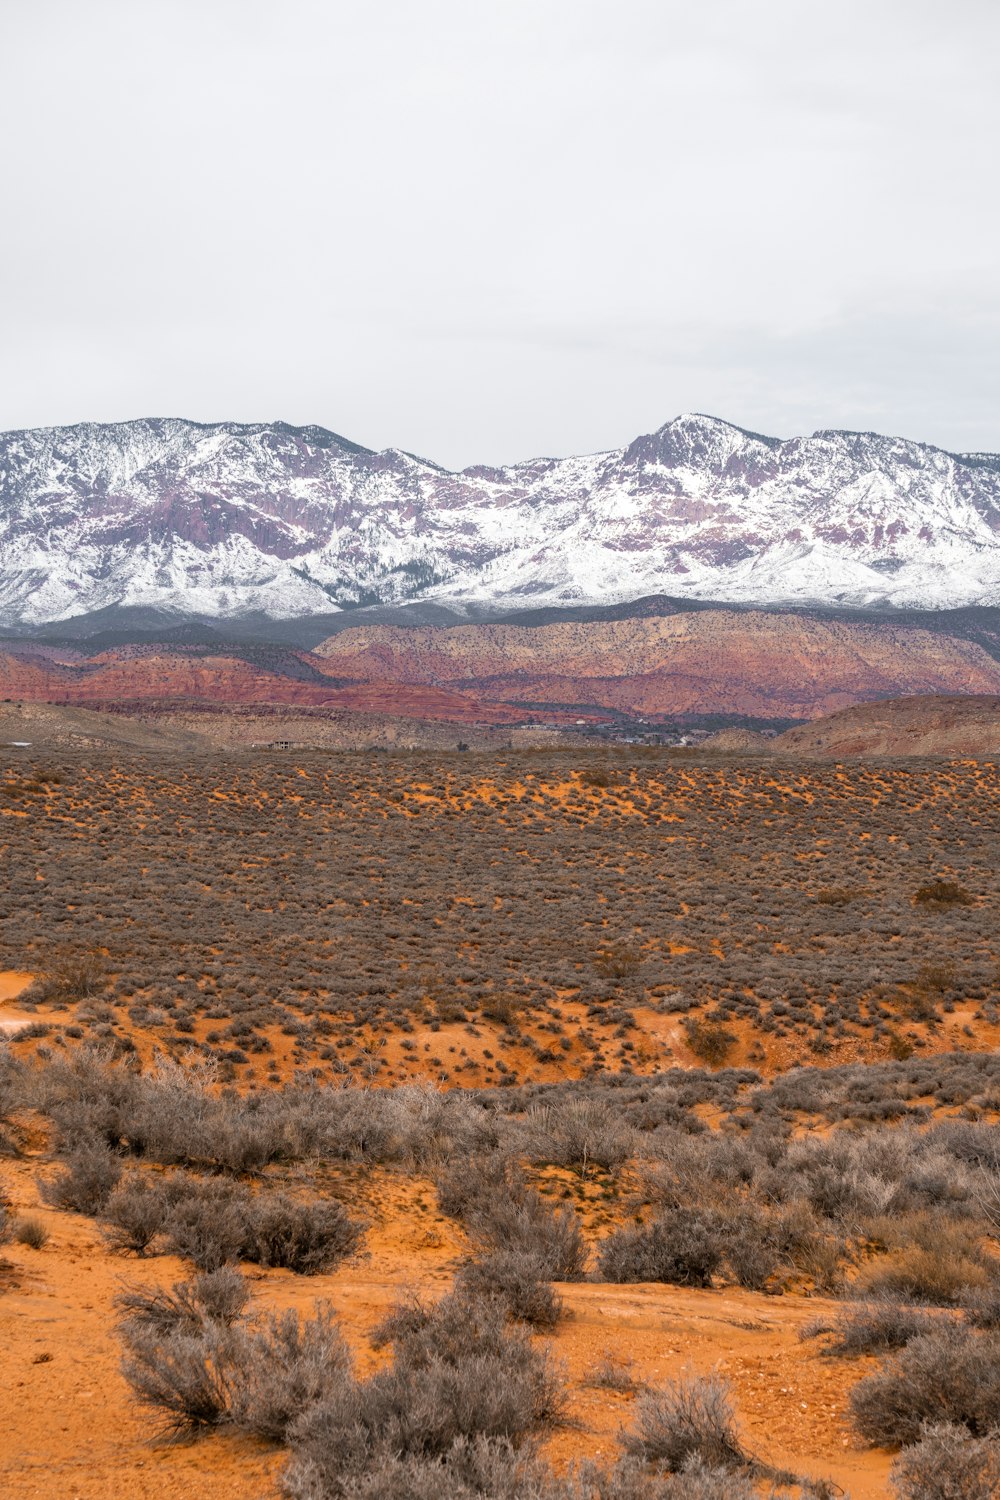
xmin=3 ymin=413 xmax=1000 ymax=624
xmin=774 ymin=694 xmax=1000 ymax=757
xmin=313 ymin=610 xmax=1000 ymax=719
xmin=0 ymin=648 xmax=527 ymax=723
xmin=6 ymin=607 xmax=1000 ymax=723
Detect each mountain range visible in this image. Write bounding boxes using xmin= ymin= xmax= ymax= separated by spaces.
xmin=6 ymin=603 xmax=1000 ymax=726
xmin=3 ymin=412 xmax=1000 ymax=627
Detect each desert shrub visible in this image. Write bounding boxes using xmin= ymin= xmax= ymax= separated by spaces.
xmin=913 ymin=881 xmax=973 ymax=908
xmin=158 ymin=1175 xmax=361 ymax=1274
xmin=815 ymin=887 xmax=866 ymax=907
xmin=960 ymin=1284 xmax=1000 ymax=1329
xmin=160 ymin=1176 xmax=249 ymax=1270
xmin=850 ymin=1327 xmax=1000 ymax=1446
xmin=683 ymin=1019 xmax=737 ymax=1068
xmin=230 ymin=1304 xmax=352 ymax=1443
xmin=915 ymin=961 xmax=957 ymax=996
xmin=116 ymin=1268 xmax=250 ymax=1337
xmin=580 ymin=767 xmax=613 ymax=789
xmin=597 ymin=1215 xmax=721 ymax=1287
xmin=28 ymin=955 xmax=108 ymax=1006
xmin=26 ymin=1047 xmax=139 ymax=1151
xmin=621 ymin=1374 xmax=748 ymax=1473
xmin=800 ymin=1299 xmax=941 ymax=1356
xmin=889 ymin=1422 xmax=1000 ymax=1500
xmin=121 ymin=1063 xmax=290 ymax=1172
xmin=585 ymin=1351 xmax=640 ymax=1393
xmin=37 ymin=1142 xmax=122 ymax=1215
xmin=284 ymin=1293 xmax=563 ymax=1495
xmin=12 ymin=1215 xmax=49 ymax=1249
xmin=241 ymin=1193 xmax=361 ymax=1274
xmin=362 ymin=1346 xmax=562 ymax=1462
xmin=118 ymin=1278 xmax=348 ymax=1442
xmin=369 ymin=1289 xmax=564 ymax=1432
xmin=120 ymin=1320 xmax=241 ymax=1434
xmin=709 ymin=1200 xmax=830 ymax=1293
xmin=858 ymin=1245 xmax=989 ymax=1306
xmin=468 ymin=1192 xmax=587 ymax=1282
xmin=435 ymin=1154 xmax=521 ymax=1222
xmin=523 ymin=1098 xmax=635 ymax=1173
xmin=100 ymin=1174 xmax=170 ymax=1254
xmin=594 ymin=943 xmax=643 ymax=980
xmin=455 ymin=1251 xmax=562 ymax=1330
xmin=283 ymin=1433 xmax=551 ymax=1500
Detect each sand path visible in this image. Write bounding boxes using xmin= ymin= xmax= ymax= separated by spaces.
xmin=0 ymin=1150 xmax=893 ymax=1500
xmin=0 ymin=972 xmax=35 ymax=1038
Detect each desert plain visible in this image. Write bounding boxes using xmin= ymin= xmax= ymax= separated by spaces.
xmin=2 ymin=740 xmax=1000 ymax=1499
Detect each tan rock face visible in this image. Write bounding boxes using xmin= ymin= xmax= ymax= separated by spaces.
xmin=313 ymin=610 xmax=1000 ymax=719
xmin=775 ymin=693 xmax=1000 ymax=757
xmin=5 ymin=608 xmax=1000 ymax=724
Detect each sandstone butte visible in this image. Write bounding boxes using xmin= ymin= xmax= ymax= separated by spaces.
xmin=311 ymin=610 xmax=1000 ymax=720
xmin=4 ymin=609 xmax=1000 ymax=725
xmin=774 ymin=692 xmax=1000 ymax=758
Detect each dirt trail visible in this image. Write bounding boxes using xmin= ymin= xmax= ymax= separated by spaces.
xmin=0 ymin=972 xmax=35 ymax=1038
xmin=0 ymin=1154 xmax=893 ymax=1500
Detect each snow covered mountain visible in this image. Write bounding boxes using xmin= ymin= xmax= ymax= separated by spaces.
xmin=2 ymin=412 xmax=1000 ymax=625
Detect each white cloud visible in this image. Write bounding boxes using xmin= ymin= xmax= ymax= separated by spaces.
xmin=1 ymin=0 xmax=997 ymax=465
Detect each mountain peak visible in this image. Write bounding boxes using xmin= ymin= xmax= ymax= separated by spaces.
xmin=2 ymin=414 xmax=1000 ymax=624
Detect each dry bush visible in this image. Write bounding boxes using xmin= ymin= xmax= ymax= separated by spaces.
xmin=116 ymin=1268 xmax=250 ymax=1337
xmin=118 ymin=1279 xmax=346 ymax=1444
xmin=284 ymin=1292 xmax=563 ymax=1496
xmin=815 ymin=887 xmax=866 ymax=907
xmin=960 ymin=1284 xmax=1000 ymax=1329
xmin=621 ymin=1374 xmax=748 ymax=1473
xmin=468 ymin=1194 xmax=587 ymax=1282
xmin=229 ymin=1305 xmax=352 ymax=1443
xmin=100 ymin=1174 xmax=170 ymax=1254
xmin=159 ymin=1177 xmax=249 ymax=1270
xmin=12 ymin=1215 xmax=49 ymax=1249
xmin=683 ymin=1019 xmax=737 ymax=1068
xmin=597 ymin=1215 xmax=721 ymax=1288
xmin=28 ymin=955 xmax=108 ymax=1006
xmin=800 ymin=1299 xmax=941 ymax=1356
xmin=37 ymin=1142 xmax=122 ymax=1215
xmin=850 ymin=1327 xmax=1000 ymax=1446
xmin=240 ymin=1193 xmax=361 ymax=1274
xmin=889 ymin=1422 xmax=1000 ymax=1500
xmin=857 ymin=1216 xmax=991 ymax=1306
xmin=858 ymin=1245 xmax=989 ymax=1306
xmin=454 ymin=1251 xmax=563 ymax=1330
xmin=282 ymin=1434 xmax=553 ymax=1500
xmin=593 ymin=943 xmax=643 ymax=980
xmin=435 ymin=1155 xmax=521 ymax=1222
xmin=522 ymin=1098 xmax=635 ymax=1175
xmin=156 ymin=1176 xmax=361 ymax=1275
xmin=913 ymin=881 xmax=973 ymax=909
xmin=120 ymin=1321 xmax=241 ymax=1434
xmin=585 ymin=1351 xmax=640 ymax=1393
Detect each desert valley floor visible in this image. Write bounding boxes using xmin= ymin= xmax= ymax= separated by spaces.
xmin=3 ymin=746 xmax=1000 ymax=1498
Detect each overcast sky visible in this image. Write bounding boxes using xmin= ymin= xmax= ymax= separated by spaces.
xmin=2 ymin=0 xmax=998 ymax=466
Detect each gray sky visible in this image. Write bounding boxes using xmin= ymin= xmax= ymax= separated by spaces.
xmin=3 ymin=0 xmax=998 ymax=466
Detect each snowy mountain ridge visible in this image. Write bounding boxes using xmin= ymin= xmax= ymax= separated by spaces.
xmin=2 ymin=411 xmax=999 ymax=624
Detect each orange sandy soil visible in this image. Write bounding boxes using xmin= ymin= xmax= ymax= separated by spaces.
xmin=10 ymin=975 xmax=995 ymax=1093
xmin=0 ymin=1146 xmax=894 ymax=1500
xmin=6 ymin=757 xmax=1000 ymax=1086
xmin=0 ymin=972 xmax=37 ymax=1040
